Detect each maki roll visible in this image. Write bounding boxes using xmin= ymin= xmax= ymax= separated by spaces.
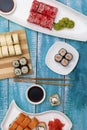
xmin=36 ymin=122 xmax=47 ymax=130
xmin=65 ymin=53 xmax=73 ymax=61
xmin=21 ymin=66 xmax=29 ymax=75
xmin=12 ymin=60 xmax=20 ymax=68
xmin=14 ymin=68 xmax=22 ymax=76
xmin=54 ymin=54 xmax=62 ymax=62
xmin=19 ymin=57 xmax=28 ymax=66
xmin=59 ymin=48 xmax=67 ymax=57
xmin=61 ymin=58 xmax=69 ymax=66
xmin=49 ymin=94 xmax=60 ymax=106
xmin=28 ymin=117 xmax=39 ymax=129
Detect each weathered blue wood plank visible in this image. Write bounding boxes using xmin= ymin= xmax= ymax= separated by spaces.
xmin=0 ymin=17 xmax=9 ymax=126
xmin=63 ymin=0 xmax=87 ymax=130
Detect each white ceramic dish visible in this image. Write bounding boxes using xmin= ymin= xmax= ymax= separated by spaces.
xmin=45 ymin=41 xmax=79 ymax=75
xmin=1 ymin=100 xmax=72 ymax=130
xmin=0 ymin=0 xmax=16 ymax=15
xmin=0 ymin=0 xmax=87 ymax=41
xmin=26 ymin=84 xmax=46 ymax=105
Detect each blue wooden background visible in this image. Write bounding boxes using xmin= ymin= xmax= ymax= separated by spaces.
xmin=0 ymin=0 xmax=87 ymax=130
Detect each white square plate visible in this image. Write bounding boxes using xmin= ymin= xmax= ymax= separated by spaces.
xmin=45 ymin=41 xmax=79 ymax=75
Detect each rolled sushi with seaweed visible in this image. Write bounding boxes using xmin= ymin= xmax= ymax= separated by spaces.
xmin=14 ymin=68 xmax=22 ymax=76
xmin=65 ymin=53 xmax=73 ymax=61
xmin=54 ymin=54 xmax=62 ymax=62
xmin=21 ymin=65 xmax=29 ymax=74
xmin=19 ymin=57 xmax=28 ymax=66
xmin=36 ymin=122 xmax=47 ymax=130
xmin=61 ymin=58 xmax=69 ymax=66
xmin=12 ymin=60 xmax=20 ymax=68
xmin=59 ymin=48 xmax=67 ymax=57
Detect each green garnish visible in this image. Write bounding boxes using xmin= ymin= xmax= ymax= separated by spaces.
xmin=53 ymin=17 xmax=75 ymax=31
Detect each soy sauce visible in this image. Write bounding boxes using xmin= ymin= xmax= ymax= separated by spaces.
xmin=28 ymin=86 xmax=44 ymax=103
xmin=0 ymin=0 xmax=14 ymax=13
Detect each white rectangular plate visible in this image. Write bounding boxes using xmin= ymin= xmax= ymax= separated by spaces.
xmin=1 ymin=100 xmax=72 ymax=130
xmin=45 ymin=41 xmax=79 ymax=75
xmin=0 ymin=0 xmax=87 ymax=41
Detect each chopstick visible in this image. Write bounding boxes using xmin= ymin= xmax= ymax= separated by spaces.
xmin=14 ymin=78 xmax=74 ymax=87
xmin=14 ymin=77 xmax=73 ymax=81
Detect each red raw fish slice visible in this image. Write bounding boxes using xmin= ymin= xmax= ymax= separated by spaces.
xmin=27 ymin=12 xmax=37 ymax=23
xmin=37 ymin=2 xmax=45 ymax=14
xmin=30 ymin=0 xmax=40 ymax=12
xmin=43 ymin=4 xmax=50 ymax=16
xmin=34 ymin=13 xmax=42 ymax=24
xmin=40 ymin=16 xmax=47 ymax=27
xmin=46 ymin=17 xmax=54 ymax=30
xmin=49 ymin=6 xmax=58 ymax=18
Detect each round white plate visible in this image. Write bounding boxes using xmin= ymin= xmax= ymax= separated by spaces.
xmin=1 ymin=100 xmax=72 ymax=130
xmin=45 ymin=41 xmax=79 ymax=75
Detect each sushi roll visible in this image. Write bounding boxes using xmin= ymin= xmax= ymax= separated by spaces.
xmin=28 ymin=117 xmax=39 ymax=129
xmin=59 ymin=48 xmax=67 ymax=57
xmin=8 ymin=45 xmax=15 ymax=56
xmin=1 ymin=46 xmax=9 ymax=57
xmin=20 ymin=116 xmax=31 ymax=128
xmin=12 ymin=60 xmax=20 ymax=68
xmin=61 ymin=58 xmax=69 ymax=66
xmin=0 ymin=47 xmax=3 ymax=58
xmin=14 ymin=68 xmax=22 ymax=76
xmin=16 ymin=113 xmax=26 ymax=124
xmin=12 ymin=33 xmax=19 ymax=44
xmin=24 ymin=127 xmax=31 ymax=130
xmin=6 ymin=34 xmax=13 ymax=45
xmin=36 ymin=122 xmax=47 ymax=130
xmin=16 ymin=125 xmax=23 ymax=130
xmin=0 ymin=35 xmax=6 ymax=46
xmin=14 ymin=44 xmax=22 ymax=55
xmin=9 ymin=121 xmax=18 ymax=130
xmin=54 ymin=54 xmax=62 ymax=62
xmin=65 ymin=53 xmax=73 ymax=61
xmin=21 ymin=66 xmax=29 ymax=75
xmin=49 ymin=94 xmax=60 ymax=106
xmin=19 ymin=57 xmax=28 ymax=66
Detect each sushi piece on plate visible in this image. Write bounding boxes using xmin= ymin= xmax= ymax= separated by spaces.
xmin=9 ymin=121 xmax=18 ymax=130
xmin=19 ymin=57 xmax=28 ymax=66
xmin=0 ymin=35 xmax=6 ymax=46
xmin=34 ymin=13 xmax=42 ymax=25
xmin=61 ymin=58 xmax=69 ymax=66
xmin=14 ymin=44 xmax=22 ymax=55
xmin=12 ymin=60 xmax=20 ymax=68
xmin=1 ymin=46 xmax=9 ymax=57
xmin=30 ymin=0 xmax=40 ymax=12
xmin=49 ymin=94 xmax=60 ymax=106
xmin=0 ymin=47 xmax=3 ymax=58
xmin=40 ymin=16 xmax=47 ymax=27
xmin=37 ymin=2 xmax=45 ymax=14
xmin=24 ymin=127 xmax=31 ymax=130
xmin=59 ymin=48 xmax=67 ymax=57
xmin=46 ymin=17 xmax=54 ymax=30
xmin=21 ymin=66 xmax=29 ymax=75
xmin=20 ymin=116 xmax=31 ymax=128
xmin=16 ymin=113 xmax=26 ymax=124
xmin=28 ymin=117 xmax=39 ymax=129
xmin=27 ymin=12 xmax=37 ymax=23
xmin=12 ymin=33 xmax=19 ymax=44
xmin=36 ymin=122 xmax=47 ymax=130
xmin=5 ymin=34 xmax=13 ymax=45
xmin=8 ymin=45 xmax=15 ymax=56
xmin=16 ymin=125 xmax=23 ymax=130
xmin=14 ymin=68 xmax=22 ymax=76
xmin=65 ymin=53 xmax=73 ymax=61
xmin=54 ymin=54 xmax=62 ymax=62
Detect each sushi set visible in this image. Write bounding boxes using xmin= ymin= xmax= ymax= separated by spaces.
xmin=0 ymin=30 xmax=32 ymax=79
xmin=0 ymin=0 xmax=87 ymax=41
xmin=1 ymin=101 xmax=72 ymax=130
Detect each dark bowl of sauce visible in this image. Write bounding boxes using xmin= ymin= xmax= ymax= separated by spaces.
xmin=0 ymin=0 xmax=16 ymax=15
xmin=26 ymin=84 xmax=46 ymax=105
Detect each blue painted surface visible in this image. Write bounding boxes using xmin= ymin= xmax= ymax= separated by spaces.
xmin=0 ymin=0 xmax=87 ymax=130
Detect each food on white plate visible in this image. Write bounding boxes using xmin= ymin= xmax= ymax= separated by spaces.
xmin=6 ymin=34 xmax=13 ymax=45
xmin=0 ymin=47 xmax=3 ymax=58
xmin=27 ymin=0 xmax=58 ymax=30
xmin=36 ymin=122 xmax=47 ymax=130
xmin=54 ymin=48 xmax=73 ymax=67
xmin=12 ymin=33 xmax=19 ymax=44
xmin=14 ymin=44 xmax=22 ymax=55
xmin=9 ymin=121 xmax=18 ymax=130
xmin=0 ymin=35 xmax=6 ymax=46
xmin=49 ymin=94 xmax=60 ymax=106
xmin=48 ymin=118 xmax=65 ymax=130
xmin=53 ymin=17 xmax=75 ymax=30
xmin=8 ymin=45 xmax=15 ymax=56
xmin=28 ymin=117 xmax=39 ymax=129
xmin=24 ymin=127 xmax=31 ymax=130
xmin=20 ymin=116 xmax=31 ymax=128
xmin=1 ymin=46 xmax=9 ymax=57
